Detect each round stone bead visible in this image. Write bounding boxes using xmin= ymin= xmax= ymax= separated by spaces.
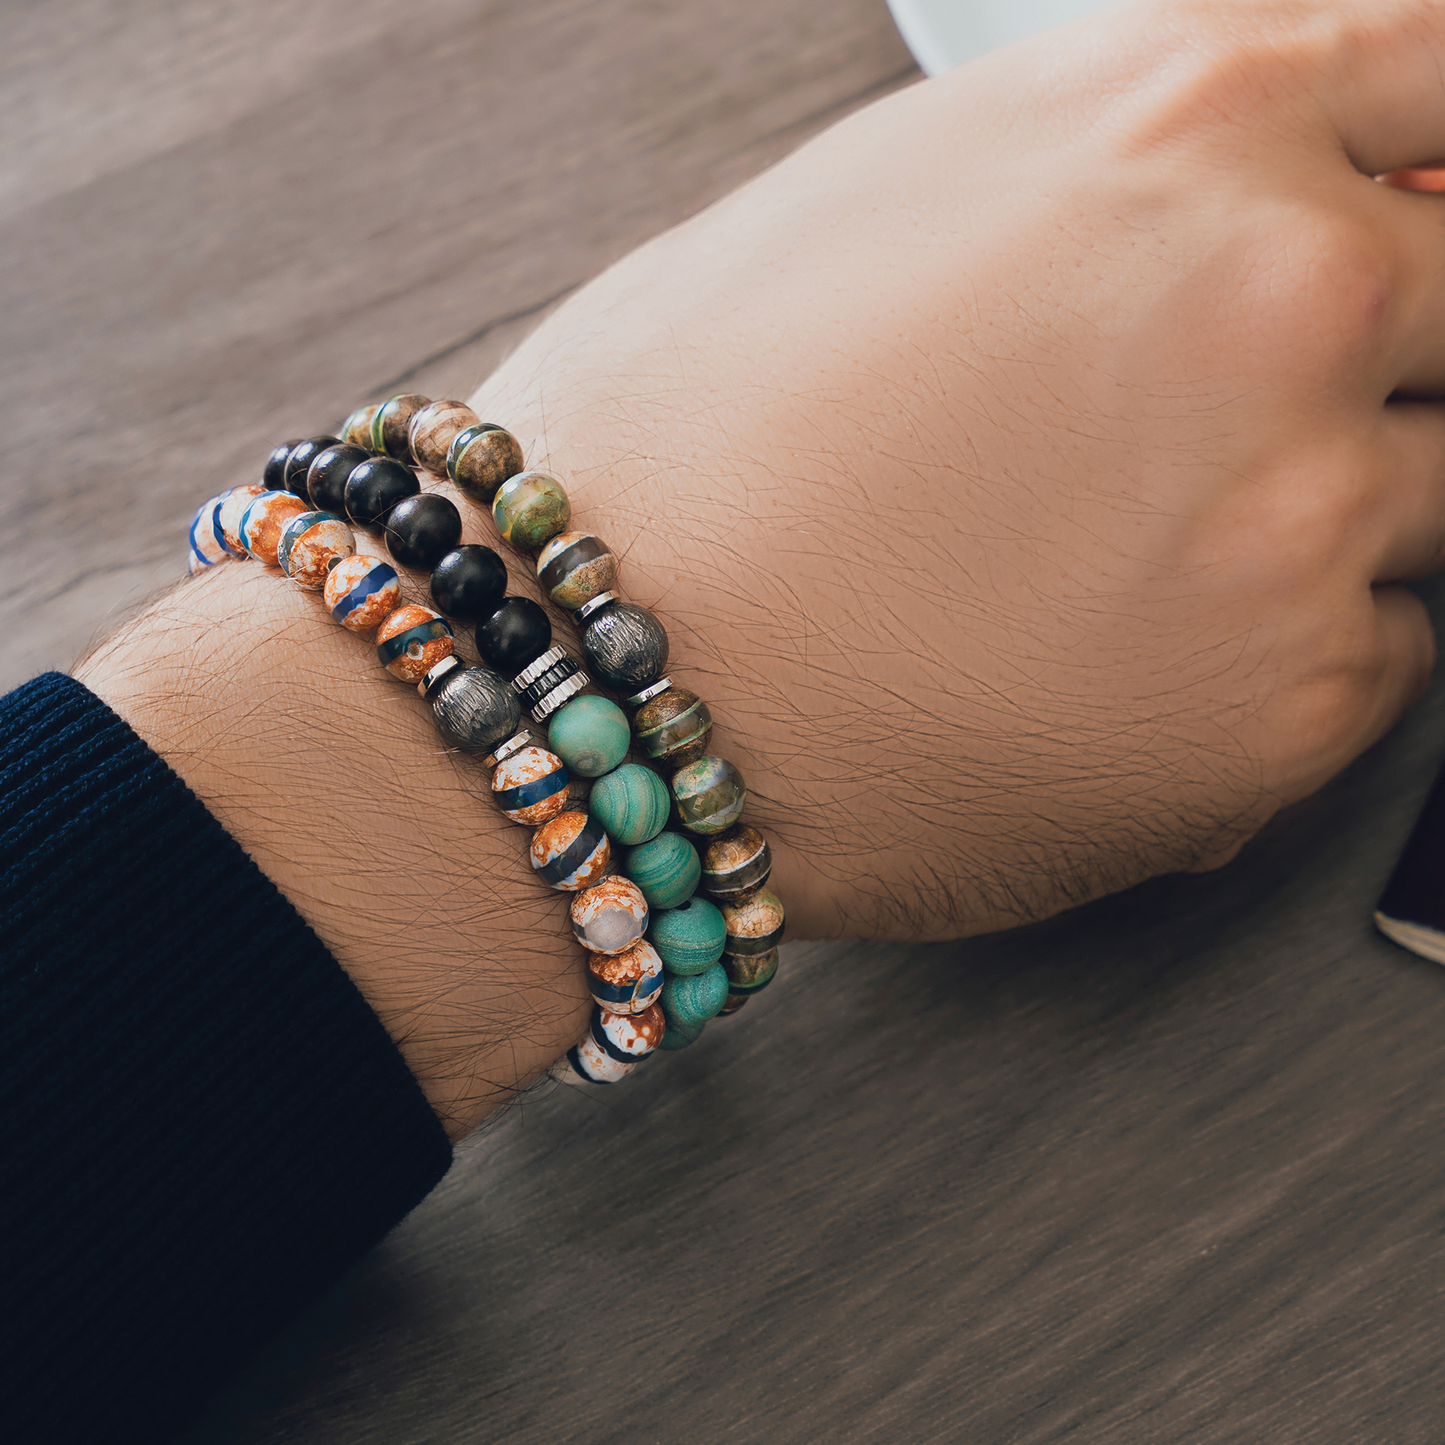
xmin=407 ymin=399 xmax=479 ymax=475
xmin=672 ymin=755 xmax=747 ymax=836
xmin=632 ymin=686 xmax=713 ymax=771
xmin=324 ymin=554 xmax=401 ymax=633
xmin=586 ymin=939 xmax=664 ymax=1015
xmin=720 ymin=888 xmax=785 ymax=955
xmin=491 ymin=471 xmax=570 ymax=551
xmin=344 ymin=457 xmax=420 ymax=531
xmin=283 ymin=436 xmax=342 ymax=498
xmin=263 ymin=439 xmax=300 ymax=491
xmin=531 ymin=809 xmax=611 ymax=891
xmin=492 ymin=745 xmax=570 ymax=825
xmin=430 ymin=545 xmax=508 ymax=622
xmin=624 ymin=831 xmax=701 ymax=910
xmin=700 ymin=824 xmax=773 ymax=902
xmin=188 ymin=495 xmax=231 ymax=569
xmin=536 ymin=531 xmax=617 ymax=609
xmin=724 ymin=946 xmax=779 ymax=997
xmin=718 ymin=995 xmax=750 ymax=1017
xmin=384 ymin=493 xmax=462 ymax=571
xmin=305 ymin=443 xmax=371 ymax=515
xmin=428 ymin=664 xmax=521 ymax=754
xmin=447 ymin=423 xmax=524 ymax=500
xmin=277 ymin=510 xmax=354 ymax=589
xmin=240 ymin=490 xmax=310 ymax=566
xmin=216 ymin=485 xmax=265 ymax=556
xmin=546 ymin=695 xmax=630 ymax=779
xmin=339 ymin=404 xmax=380 ymax=450
xmin=375 ymin=604 xmax=454 ymax=682
xmin=370 ymin=393 xmax=431 ymax=460
xmin=589 ymin=1002 xmax=664 ymax=1063
xmin=659 ymin=1015 xmax=705 ymax=1051
xmin=647 ymin=896 xmax=726 ymax=975
xmin=570 ymin=876 xmax=649 ymax=954
xmin=475 ymin=597 xmax=551 ymax=677
xmin=660 ymin=964 xmax=729 ymax=1028
xmin=567 ymin=1034 xmax=637 ymax=1084
xmin=581 ymin=601 xmax=670 ymax=692
xmin=589 ymin=763 xmax=669 ymax=846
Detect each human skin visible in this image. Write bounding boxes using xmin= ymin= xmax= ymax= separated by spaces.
xmin=78 ymin=0 xmax=1445 ymax=1134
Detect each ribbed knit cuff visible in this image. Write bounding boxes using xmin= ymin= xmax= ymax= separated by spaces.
xmin=0 ymin=672 xmax=453 ymax=1444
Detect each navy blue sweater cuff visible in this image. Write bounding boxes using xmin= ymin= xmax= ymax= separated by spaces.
xmin=0 ymin=672 xmax=453 ymax=1443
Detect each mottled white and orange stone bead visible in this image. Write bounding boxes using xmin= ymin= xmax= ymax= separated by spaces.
xmin=569 ymin=875 xmax=649 ymax=954
xmin=492 ymin=745 xmax=570 ymax=825
xmin=240 ymin=490 xmax=310 ymax=566
xmin=587 ymin=939 xmax=664 ymax=1014
xmin=324 ymin=554 xmax=401 ymax=634
xmin=567 ymin=1033 xmax=637 ymax=1084
xmin=591 ymin=1001 xmax=664 ymax=1060
xmin=529 ymin=808 xmax=611 ymax=892
xmin=188 ymin=493 xmax=231 ymax=573
xmin=216 ymin=484 xmax=266 ymax=557
xmin=277 ymin=511 xmax=354 ymax=589
xmin=375 ymin=604 xmax=454 ymax=683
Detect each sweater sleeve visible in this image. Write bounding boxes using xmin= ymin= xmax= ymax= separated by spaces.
xmin=0 ymin=672 xmax=454 ymax=1444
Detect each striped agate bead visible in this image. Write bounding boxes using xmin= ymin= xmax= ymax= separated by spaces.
xmin=324 ymin=554 xmax=401 ymax=633
xmin=530 ymin=809 xmax=611 ymax=891
xmin=661 ymin=964 xmax=729 ymax=1028
xmin=589 ymin=763 xmax=670 ymax=845
xmin=375 ymin=604 xmax=454 ymax=682
xmin=720 ymin=887 xmax=785 ymax=957
xmin=587 ymin=939 xmax=665 ymax=1014
xmin=536 ymin=531 xmax=617 ymax=609
xmin=339 ymin=403 xmax=380 ymax=450
xmin=407 ymin=399 xmax=479 ymax=475
xmin=567 ymin=1034 xmax=637 ymax=1084
xmin=216 ymin=484 xmax=266 ymax=556
xmin=277 ymin=510 xmax=354 ymax=589
xmin=671 ymin=755 xmax=746 ymax=835
xmin=370 ymin=393 xmax=431 ymax=460
xmin=589 ymin=1002 xmax=664 ymax=1064
xmin=647 ymin=896 xmax=726 ymax=975
xmin=447 ymin=423 xmax=524 ymax=501
xmin=723 ymin=947 xmax=779 ymax=998
xmin=700 ymin=824 xmax=772 ymax=901
xmin=623 ymin=830 xmax=700 ymax=910
xmin=188 ymin=495 xmax=231 ymax=571
xmin=631 ymin=686 xmax=713 ymax=771
xmin=492 ymin=745 xmax=570 ymax=825
xmin=492 ymin=470 xmax=571 ymax=551
xmin=240 ymin=490 xmax=311 ymax=566
xmin=570 ymin=876 xmax=649 ymax=954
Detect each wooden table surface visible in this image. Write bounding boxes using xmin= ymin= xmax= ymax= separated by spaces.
xmin=9 ymin=2 xmax=1445 ymax=1441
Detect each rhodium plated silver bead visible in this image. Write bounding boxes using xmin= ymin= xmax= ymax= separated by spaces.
xmin=484 ymin=729 xmax=533 ymax=769
xmin=574 ymin=590 xmax=618 ymax=624
xmin=429 ymin=664 xmax=522 ymax=752
xmin=624 ymin=676 xmax=672 ymax=708
xmin=418 ymin=653 xmax=463 ymax=699
xmin=531 ymin=670 xmax=590 ymax=722
xmin=513 ymin=645 xmax=567 ymax=689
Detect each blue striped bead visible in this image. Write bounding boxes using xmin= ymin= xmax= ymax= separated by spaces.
xmin=491 ymin=746 xmax=570 ymax=825
xmin=530 ymin=809 xmax=611 ymax=891
xmin=587 ymin=939 xmax=665 ymax=1014
xmin=323 ymin=554 xmax=402 ymax=633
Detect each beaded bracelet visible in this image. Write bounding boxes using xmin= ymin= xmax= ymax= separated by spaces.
xmin=186 ymin=392 xmax=783 ymax=1084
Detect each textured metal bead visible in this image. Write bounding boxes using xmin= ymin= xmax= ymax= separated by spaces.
xmin=536 ymin=531 xmax=617 ymax=609
xmin=277 ymin=510 xmax=354 ymax=589
xmin=586 ymin=939 xmax=665 ymax=1015
xmin=632 ymin=686 xmax=713 ymax=771
xmin=660 ymin=964 xmax=729 ymax=1028
xmin=447 ymin=423 xmax=525 ymax=500
xmin=492 ymin=745 xmax=570 ymax=825
xmin=370 ymin=393 xmax=431 ymax=460
xmin=648 ymin=896 xmax=727 ymax=975
xmin=428 ymin=664 xmax=521 ymax=754
xmin=530 ymin=809 xmax=611 ymax=891
xmin=547 ymin=694 xmax=630 ymax=779
xmin=570 ymin=876 xmax=649 ymax=954
xmin=581 ymin=601 xmax=670 ymax=692
xmin=700 ymin=824 xmax=773 ymax=901
xmin=492 ymin=470 xmax=571 ymax=552
xmin=188 ymin=495 xmax=231 ymax=570
xmin=567 ymin=1034 xmax=638 ymax=1084
xmin=514 ymin=647 xmax=587 ymax=715
xmin=216 ymin=485 xmax=265 ymax=556
xmin=375 ymin=604 xmax=454 ymax=682
xmin=339 ymin=403 xmax=380 ymax=451
xmin=407 ymin=399 xmax=479 ymax=476
xmin=672 ymin=756 xmax=746 ymax=836
xmin=724 ymin=946 xmax=779 ymax=997
xmin=324 ymin=555 xmax=401 ymax=634
xmin=589 ymin=763 xmax=670 ymax=846
xmin=624 ymin=831 xmax=701 ymax=910
xmin=589 ymin=1002 xmax=664 ymax=1063
xmin=720 ymin=887 xmax=785 ymax=956
xmin=239 ymin=490 xmax=310 ymax=566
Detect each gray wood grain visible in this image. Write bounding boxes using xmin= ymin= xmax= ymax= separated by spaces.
xmin=9 ymin=2 xmax=1445 ymax=1443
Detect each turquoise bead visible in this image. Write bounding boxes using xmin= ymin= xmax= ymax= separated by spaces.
xmin=547 ymin=695 xmax=630 ymax=779
xmin=659 ymin=1016 xmax=705 ymax=1051
xmin=625 ymin=831 xmax=701 ymax=910
xmin=590 ymin=763 xmax=670 ymax=845
xmin=649 ymin=897 xmax=726 ymax=975
xmin=661 ymin=964 xmax=729 ymax=1027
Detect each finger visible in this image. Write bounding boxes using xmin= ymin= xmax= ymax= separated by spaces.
xmin=1367 ymin=181 xmax=1445 ymax=396
xmin=1371 ymin=403 xmax=1445 ymax=580
xmin=1362 ymin=585 xmax=1436 ymax=741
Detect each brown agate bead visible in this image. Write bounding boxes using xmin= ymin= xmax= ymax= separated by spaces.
xmin=700 ymin=824 xmax=772 ymax=902
xmin=446 ymin=423 xmax=525 ymax=500
xmin=339 ymin=403 xmax=380 ymax=450
xmin=631 ymin=686 xmax=713 ymax=771
xmin=720 ymin=888 xmax=785 ymax=955
xmin=370 ymin=393 xmax=431 ymax=460
xmin=407 ymin=399 xmax=479 ymax=475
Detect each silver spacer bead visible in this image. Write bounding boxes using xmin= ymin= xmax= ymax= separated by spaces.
xmin=417 ymin=653 xmax=463 ymax=699
xmin=624 ymin=676 xmax=672 ymax=708
xmin=530 ymin=671 xmax=590 ymax=722
xmin=483 ymin=729 xmax=533 ymax=769
xmin=574 ymin=590 xmax=618 ymax=624
xmin=512 ymin=644 xmax=568 ymax=689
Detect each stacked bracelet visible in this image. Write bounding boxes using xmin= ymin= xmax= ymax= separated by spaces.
xmin=186 ymin=392 xmax=783 ymax=1084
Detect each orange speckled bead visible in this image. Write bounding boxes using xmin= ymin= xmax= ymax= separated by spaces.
xmin=324 ymin=554 xmax=401 ymax=634
xmin=587 ymin=939 xmax=664 ymax=1014
xmin=375 ymin=604 xmax=454 ymax=682
xmin=530 ymin=809 xmax=611 ymax=891
xmin=239 ymin=490 xmax=311 ymax=566
xmin=277 ymin=510 xmax=354 ymax=589
xmin=408 ymin=399 xmax=480 ymax=475
xmin=492 ymin=745 xmax=571 ymax=825
xmin=570 ymin=876 xmax=649 ymax=954
xmin=216 ymin=484 xmax=265 ymax=556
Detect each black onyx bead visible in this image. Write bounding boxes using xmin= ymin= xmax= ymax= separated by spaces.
xmin=430 ymin=544 xmax=508 ymax=622
xmin=384 ymin=493 xmax=462 ymax=571
xmin=344 ymin=456 xmax=420 ymax=531
xmin=283 ymin=435 xmax=342 ymax=498
xmin=263 ymin=439 xmax=300 ymax=491
xmin=581 ymin=601 xmax=669 ymax=691
xmin=429 ymin=665 xmax=521 ymax=753
xmin=476 ymin=597 xmax=552 ymax=677
xmin=306 ymin=443 xmax=371 ymax=514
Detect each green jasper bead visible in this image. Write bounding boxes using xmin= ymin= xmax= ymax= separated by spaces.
xmin=590 ymin=763 xmax=670 ymax=845
xmin=624 ymin=830 xmax=701 ymax=910
xmin=724 ymin=946 xmax=779 ymax=996
xmin=491 ymin=470 xmax=570 ymax=551
xmin=661 ymin=964 xmax=729 ymax=1027
xmin=547 ymin=694 xmax=630 ymax=779
xmin=671 ymin=754 xmax=747 ymax=835
xmin=659 ymin=1015 xmax=705 ymax=1051
xmin=648 ymin=896 xmax=726 ymax=975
